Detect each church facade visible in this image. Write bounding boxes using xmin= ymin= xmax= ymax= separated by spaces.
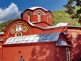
xmin=0 ymin=7 xmax=81 ymax=61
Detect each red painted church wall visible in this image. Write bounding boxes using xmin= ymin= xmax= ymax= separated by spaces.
xmin=0 ymin=42 xmax=2 ymax=61
xmin=3 ymin=42 xmax=67 ymax=61
xmin=30 ymin=15 xmax=38 ymax=22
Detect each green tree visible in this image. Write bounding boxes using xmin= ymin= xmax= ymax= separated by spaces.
xmin=52 ymin=10 xmax=80 ymax=26
xmin=0 ymin=18 xmax=20 ymax=31
xmin=64 ymin=0 xmax=81 ymax=18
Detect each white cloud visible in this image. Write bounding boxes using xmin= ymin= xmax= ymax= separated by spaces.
xmin=0 ymin=3 xmax=21 ymax=22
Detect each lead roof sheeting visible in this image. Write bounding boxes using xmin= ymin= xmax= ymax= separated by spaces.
xmin=4 ymin=32 xmax=61 ymax=44
xmin=0 ymin=32 xmax=4 ymax=35
xmin=0 ymin=38 xmax=3 ymax=41
xmin=29 ymin=6 xmax=48 ymax=11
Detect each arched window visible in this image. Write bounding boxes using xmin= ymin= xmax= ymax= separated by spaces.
xmin=16 ymin=24 xmax=22 ymax=32
xmin=27 ymin=12 xmax=31 ymax=22
xmin=47 ymin=13 xmax=51 ymax=23
xmin=20 ymin=56 xmax=24 ymax=61
xmin=66 ymin=48 xmax=70 ymax=61
xmin=72 ymin=32 xmax=77 ymax=40
xmin=38 ymin=11 xmax=42 ymax=22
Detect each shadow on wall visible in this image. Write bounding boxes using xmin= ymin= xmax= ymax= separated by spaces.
xmin=29 ymin=45 xmax=54 ymax=61
xmin=71 ymin=34 xmax=81 ymax=61
xmin=77 ymin=34 xmax=81 ymax=41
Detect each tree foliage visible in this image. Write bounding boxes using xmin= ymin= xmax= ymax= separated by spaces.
xmin=0 ymin=18 xmax=20 ymax=32
xmin=52 ymin=10 xmax=80 ymax=26
xmin=0 ymin=20 xmax=13 ymax=31
xmin=64 ymin=0 xmax=81 ymax=18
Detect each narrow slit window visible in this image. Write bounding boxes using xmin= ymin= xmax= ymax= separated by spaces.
xmin=38 ymin=11 xmax=42 ymax=22
xmin=27 ymin=12 xmax=31 ymax=22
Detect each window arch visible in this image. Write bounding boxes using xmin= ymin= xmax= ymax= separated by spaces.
xmin=37 ymin=11 xmax=42 ymax=22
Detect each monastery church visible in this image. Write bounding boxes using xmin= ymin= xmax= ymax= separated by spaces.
xmin=0 ymin=7 xmax=81 ymax=61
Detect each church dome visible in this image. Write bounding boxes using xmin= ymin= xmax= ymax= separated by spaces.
xmin=21 ymin=6 xmax=52 ymax=26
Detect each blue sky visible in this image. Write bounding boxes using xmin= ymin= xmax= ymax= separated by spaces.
xmin=0 ymin=0 xmax=68 ymax=22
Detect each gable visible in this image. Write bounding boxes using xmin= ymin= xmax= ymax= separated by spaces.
xmin=56 ymin=33 xmax=70 ymax=46
xmin=56 ymin=39 xmax=69 ymax=46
